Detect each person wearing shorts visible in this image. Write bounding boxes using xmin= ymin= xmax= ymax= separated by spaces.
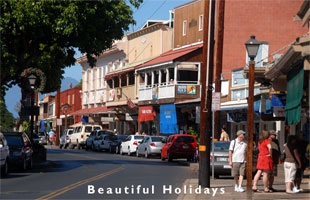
xmin=229 ymin=130 xmax=247 ymax=193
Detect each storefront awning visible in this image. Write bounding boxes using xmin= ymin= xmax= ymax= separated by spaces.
xmin=71 ymin=106 xmax=113 ymax=116
xmin=285 ymin=64 xmax=304 ymax=125
xmin=105 ymin=68 xmax=135 ymax=81
xmin=160 ymin=104 xmax=178 ymax=134
xmin=138 ymin=106 xmax=156 ymax=122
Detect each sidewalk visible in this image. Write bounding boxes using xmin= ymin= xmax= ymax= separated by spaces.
xmin=178 ymin=163 xmax=310 ymax=200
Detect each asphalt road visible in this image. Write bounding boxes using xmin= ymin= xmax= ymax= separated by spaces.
xmin=0 ymin=147 xmax=196 ymax=199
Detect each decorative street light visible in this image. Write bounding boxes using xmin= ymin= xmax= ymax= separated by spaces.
xmin=245 ymin=35 xmax=260 ymax=198
xmin=27 ymin=74 xmax=37 ymax=140
xmin=60 ymin=103 xmax=72 ymax=130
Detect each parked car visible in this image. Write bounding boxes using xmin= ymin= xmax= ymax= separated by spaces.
xmin=161 ymin=134 xmax=197 ymax=162
xmin=209 ymin=141 xmax=258 ymax=178
xmin=0 ymin=132 xmax=9 ymax=176
xmin=120 ymin=135 xmax=144 ymax=156
xmin=86 ymin=130 xmax=113 ymax=151
xmin=3 ymin=132 xmax=33 ymax=170
xmin=69 ymin=124 xmax=102 ymax=149
xmin=59 ymin=128 xmax=73 ymax=149
xmin=95 ymin=134 xmax=118 ymax=152
xmin=31 ymin=132 xmax=41 ymax=144
xmin=136 ymin=136 xmax=167 ymax=158
xmin=37 ymin=132 xmax=48 ymax=145
xmin=109 ymin=135 xmax=127 ymax=153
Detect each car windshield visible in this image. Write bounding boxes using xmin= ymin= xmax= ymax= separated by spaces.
xmin=93 ymin=127 xmax=101 ymax=131
xmin=151 ymin=137 xmax=163 ymax=142
xmin=5 ymin=135 xmax=23 ymax=146
xmin=85 ymin=126 xmax=92 ymax=133
xmin=176 ymin=136 xmax=195 ymax=143
xmin=134 ymin=136 xmax=144 ymax=140
xmin=118 ymin=135 xmax=127 ymax=140
xmin=212 ymin=142 xmax=230 ymax=151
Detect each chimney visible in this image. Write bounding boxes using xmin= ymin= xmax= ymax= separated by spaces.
xmin=69 ymin=83 xmax=72 ymax=89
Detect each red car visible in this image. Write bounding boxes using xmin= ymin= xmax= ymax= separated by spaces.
xmin=161 ymin=134 xmax=197 ymax=162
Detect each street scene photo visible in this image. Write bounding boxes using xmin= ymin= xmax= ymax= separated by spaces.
xmin=0 ymin=0 xmax=310 ymax=200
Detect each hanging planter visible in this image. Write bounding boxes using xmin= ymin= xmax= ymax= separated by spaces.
xmin=21 ymin=68 xmax=46 ymax=93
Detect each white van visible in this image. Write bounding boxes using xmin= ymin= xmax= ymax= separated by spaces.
xmin=69 ymin=123 xmax=102 ymax=149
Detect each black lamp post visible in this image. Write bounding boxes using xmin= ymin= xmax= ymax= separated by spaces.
xmin=245 ymin=35 xmax=260 ymax=198
xmin=28 ymin=74 xmax=37 ymax=140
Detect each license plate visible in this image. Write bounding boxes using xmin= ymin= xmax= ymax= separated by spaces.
xmin=223 ymin=165 xmax=232 ymax=169
xmin=183 ymin=145 xmax=189 ymax=149
xmin=217 ymin=157 xmax=228 ymax=162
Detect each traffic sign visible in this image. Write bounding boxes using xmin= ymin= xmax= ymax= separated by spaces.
xmin=212 ymin=92 xmax=221 ymax=111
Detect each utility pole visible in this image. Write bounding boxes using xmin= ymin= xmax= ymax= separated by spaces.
xmin=199 ymin=0 xmax=215 ymax=188
xmin=214 ymin=0 xmax=225 ymax=140
xmin=55 ymin=88 xmax=60 ymax=146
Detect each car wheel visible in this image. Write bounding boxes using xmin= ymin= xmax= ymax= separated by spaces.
xmin=161 ymin=151 xmax=166 ymax=161
xmin=127 ymin=147 xmax=131 ymax=156
xmin=1 ymin=159 xmax=8 ymax=177
xmin=120 ymin=147 xmax=123 ymax=155
xmin=168 ymin=152 xmax=172 ymax=162
xmin=116 ymin=146 xmax=119 ymax=154
xmin=145 ymin=149 xmax=149 ymax=158
xmin=27 ymin=158 xmax=33 ymax=170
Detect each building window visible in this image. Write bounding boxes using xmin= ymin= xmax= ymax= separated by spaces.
xmin=161 ymin=69 xmax=167 ymax=84
xmin=114 ymin=77 xmax=119 ymax=88
xmin=107 ymin=80 xmax=113 ymax=89
xmin=114 ymin=62 xmax=118 ymax=71
xmin=154 ymin=71 xmax=159 ymax=85
xmin=98 ymin=67 xmax=102 ymax=89
xmin=168 ymin=68 xmax=175 ymax=83
xmin=129 ymin=71 xmax=135 ymax=85
xmin=72 ymin=94 xmax=75 ymax=104
xmin=232 ymin=89 xmax=246 ymax=101
xmin=183 ymin=20 xmax=187 ymax=36
xmin=121 ymin=75 xmax=127 ymax=87
xmin=48 ymin=103 xmax=54 ymax=116
xmin=68 ymin=95 xmax=70 ymax=104
xmin=199 ymin=15 xmax=203 ymax=31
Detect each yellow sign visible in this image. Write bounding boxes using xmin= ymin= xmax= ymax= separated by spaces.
xmin=199 ymin=145 xmax=206 ymax=152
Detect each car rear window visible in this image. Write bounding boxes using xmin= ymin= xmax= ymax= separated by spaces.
xmin=5 ymin=135 xmax=23 ymax=146
xmin=134 ymin=136 xmax=144 ymax=140
xmin=151 ymin=137 xmax=163 ymax=142
xmin=85 ymin=126 xmax=92 ymax=133
xmin=213 ymin=142 xmax=230 ymax=151
xmin=68 ymin=130 xmax=73 ymax=135
xmin=176 ymin=136 xmax=195 ymax=143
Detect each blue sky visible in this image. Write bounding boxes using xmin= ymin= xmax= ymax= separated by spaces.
xmin=6 ymin=0 xmax=190 ymax=117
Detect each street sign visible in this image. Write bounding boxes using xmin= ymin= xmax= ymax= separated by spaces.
xmin=212 ymin=92 xmax=221 ymax=111
xmin=57 ymin=119 xmax=62 ymax=126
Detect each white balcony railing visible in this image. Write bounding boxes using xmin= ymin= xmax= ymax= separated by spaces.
xmin=158 ymin=84 xmax=175 ymax=99
xmin=138 ymin=84 xmax=175 ymax=101
xmin=139 ymin=86 xmax=153 ymax=101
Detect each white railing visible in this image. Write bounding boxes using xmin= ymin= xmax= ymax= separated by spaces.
xmin=158 ymin=84 xmax=175 ymax=99
xmin=139 ymin=86 xmax=153 ymax=101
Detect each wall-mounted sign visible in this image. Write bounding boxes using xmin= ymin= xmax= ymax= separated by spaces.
xmin=109 ymin=89 xmax=115 ymax=101
xmin=101 ymin=117 xmax=114 ymax=122
xmin=212 ymin=92 xmax=221 ymax=111
xmin=125 ymin=113 xmax=138 ymax=121
xmin=117 ymin=88 xmax=122 ymax=98
xmin=177 ymin=85 xmax=196 ymax=95
xmin=152 ymin=86 xmax=158 ymax=100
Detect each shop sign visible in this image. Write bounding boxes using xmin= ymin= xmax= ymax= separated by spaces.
xmin=152 ymin=86 xmax=158 ymax=100
xmin=177 ymin=85 xmax=196 ymax=95
xmin=116 ymin=88 xmax=122 ymax=98
xmin=125 ymin=113 xmax=137 ymax=121
xmin=271 ymin=94 xmax=286 ymax=107
xmin=227 ymin=112 xmax=247 ymax=122
xmin=101 ymin=117 xmax=114 ymax=122
xmin=109 ymin=89 xmax=115 ymax=101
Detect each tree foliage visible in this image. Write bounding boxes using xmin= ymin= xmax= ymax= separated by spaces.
xmin=0 ymin=96 xmax=15 ymax=132
xmin=0 ymin=0 xmax=142 ymax=96
xmin=75 ymin=79 xmax=82 ymax=88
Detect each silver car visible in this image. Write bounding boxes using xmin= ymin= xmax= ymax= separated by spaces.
xmin=136 ymin=136 xmax=166 ymax=158
xmin=59 ymin=128 xmax=73 ymax=149
xmin=0 ymin=132 xmax=9 ymax=176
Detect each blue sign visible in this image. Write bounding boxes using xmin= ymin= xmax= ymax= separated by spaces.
xmin=271 ymin=94 xmax=286 ymax=107
xmin=160 ymin=104 xmax=178 ymax=134
xmin=177 ymin=85 xmax=187 ymax=95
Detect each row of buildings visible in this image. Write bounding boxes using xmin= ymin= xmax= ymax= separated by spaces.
xmin=39 ymin=0 xmax=309 ymax=148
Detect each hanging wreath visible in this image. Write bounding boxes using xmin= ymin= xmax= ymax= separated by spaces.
xmin=21 ymin=68 xmax=46 ymax=93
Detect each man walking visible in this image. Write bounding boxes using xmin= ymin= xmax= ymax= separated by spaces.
xmin=229 ymin=130 xmax=247 ymax=192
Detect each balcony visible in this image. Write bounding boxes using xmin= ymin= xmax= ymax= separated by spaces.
xmin=106 ymin=85 xmax=135 ymax=106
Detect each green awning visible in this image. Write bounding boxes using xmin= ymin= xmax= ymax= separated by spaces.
xmin=285 ymin=64 xmax=304 ymax=125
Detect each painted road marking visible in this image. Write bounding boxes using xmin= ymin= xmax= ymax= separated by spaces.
xmin=36 ymin=165 xmax=124 ymax=200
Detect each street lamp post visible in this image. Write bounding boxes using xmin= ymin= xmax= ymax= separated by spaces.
xmin=28 ymin=74 xmax=37 ymax=140
xmin=245 ymin=35 xmax=260 ymax=198
xmin=60 ymin=103 xmax=72 ymax=130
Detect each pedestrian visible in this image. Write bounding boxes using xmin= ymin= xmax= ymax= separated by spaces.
xmin=283 ymin=135 xmax=302 ymax=194
xmin=48 ymin=130 xmax=55 ymax=145
xmin=229 ymin=130 xmax=247 ymax=192
xmin=252 ymin=130 xmax=273 ymax=193
xmin=294 ymin=132 xmax=309 ymax=192
xmin=268 ymin=130 xmax=280 ymax=192
xmin=220 ymin=127 xmax=230 ymax=141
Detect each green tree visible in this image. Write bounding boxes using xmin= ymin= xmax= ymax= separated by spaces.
xmin=75 ymin=79 xmax=82 ymax=88
xmin=0 ymin=97 xmax=15 ymax=132
xmin=0 ymin=0 xmax=142 ymax=96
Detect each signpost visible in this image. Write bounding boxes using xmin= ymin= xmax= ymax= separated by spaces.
xmin=211 ymin=92 xmax=221 ymax=179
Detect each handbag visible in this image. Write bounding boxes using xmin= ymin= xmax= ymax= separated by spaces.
xmin=280 ymin=149 xmax=286 ymax=162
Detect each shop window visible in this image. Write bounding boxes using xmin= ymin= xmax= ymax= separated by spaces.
xmin=129 ymin=72 xmax=135 ymax=85
xmin=121 ymin=75 xmax=127 ymax=87
xmin=177 ymin=70 xmax=198 ymax=84
xmin=114 ymin=77 xmax=119 ymax=88
xmin=161 ymin=70 xmax=167 ymax=84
